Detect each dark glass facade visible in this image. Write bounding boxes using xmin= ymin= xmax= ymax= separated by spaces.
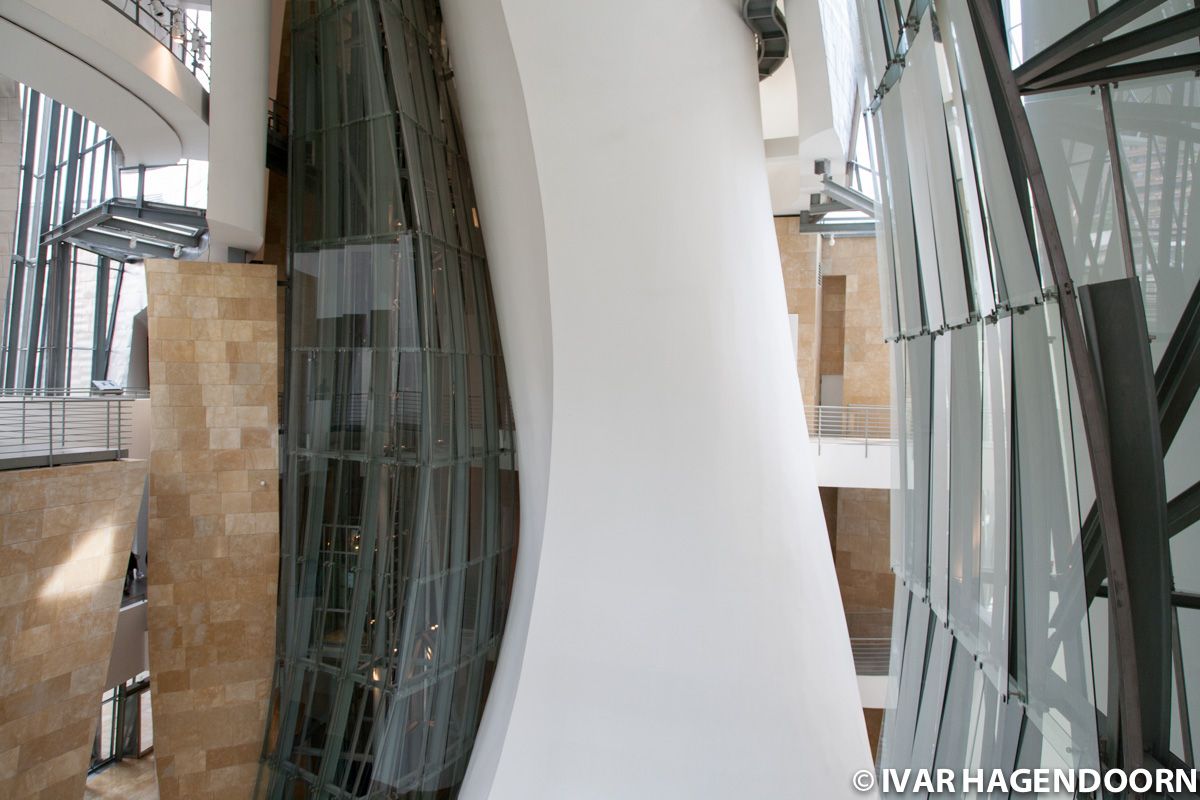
xmin=258 ymin=0 xmax=518 ymax=796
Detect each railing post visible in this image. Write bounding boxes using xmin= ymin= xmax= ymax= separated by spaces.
xmin=47 ymin=399 xmax=54 ymax=467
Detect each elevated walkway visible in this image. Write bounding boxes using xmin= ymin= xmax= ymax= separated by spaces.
xmin=806 ymin=404 xmax=895 ymax=489
xmin=0 ymin=0 xmax=208 ymax=165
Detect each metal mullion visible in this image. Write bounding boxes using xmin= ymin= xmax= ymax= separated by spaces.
xmin=20 ymin=99 xmax=61 ymax=389
xmin=3 ymin=89 xmax=42 ymax=386
xmin=23 ymin=249 xmax=48 ymax=389
xmin=91 ymin=258 xmax=110 ymax=383
xmin=64 ymin=249 xmax=79 ymax=386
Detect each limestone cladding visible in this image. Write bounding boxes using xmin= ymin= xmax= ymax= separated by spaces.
xmin=0 ymin=459 xmax=147 ymax=800
xmin=819 ymin=235 xmax=890 ymax=406
xmin=774 ymin=218 xmax=821 ymax=405
xmin=835 ymin=487 xmax=894 ymax=614
xmin=144 ymin=260 xmax=279 ymax=800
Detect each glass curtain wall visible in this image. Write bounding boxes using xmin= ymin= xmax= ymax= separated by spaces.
xmin=857 ymin=0 xmax=1199 ymax=782
xmin=258 ymin=1 xmax=518 ymax=797
xmin=0 ymin=89 xmax=145 ymax=390
xmin=0 ymin=87 xmax=206 ymax=392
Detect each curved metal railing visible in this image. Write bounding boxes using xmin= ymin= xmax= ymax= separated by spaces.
xmin=100 ymin=0 xmax=211 ymax=88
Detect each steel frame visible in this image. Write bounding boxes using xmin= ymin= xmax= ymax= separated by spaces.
xmin=865 ymin=0 xmax=1197 ymax=782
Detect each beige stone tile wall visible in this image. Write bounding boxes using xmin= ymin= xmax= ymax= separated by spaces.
xmin=144 ymin=260 xmax=279 ymax=800
xmin=774 ymin=218 xmax=821 ymax=405
xmin=820 ymin=235 xmax=890 ymax=406
xmin=818 ymin=275 xmax=847 ymax=381
xmin=833 ymin=488 xmax=893 ymax=614
xmin=0 ymin=459 xmax=147 ymax=800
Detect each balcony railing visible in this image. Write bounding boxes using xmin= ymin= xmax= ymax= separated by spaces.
xmin=101 ymin=0 xmax=211 ymax=87
xmin=0 ymin=388 xmax=140 ymax=469
xmin=846 ymin=610 xmax=893 ymax=676
xmin=806 ymin=404 xmax=893 ymax=452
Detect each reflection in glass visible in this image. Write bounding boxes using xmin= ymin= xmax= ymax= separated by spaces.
xmin=258 ymin=1 xmax=518 ymax=797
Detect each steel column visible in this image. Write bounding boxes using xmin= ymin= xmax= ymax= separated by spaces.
xmin=1080 ymin=277 xmax=1173 ymax=761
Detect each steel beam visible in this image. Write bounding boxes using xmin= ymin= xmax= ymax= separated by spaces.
xmin=821 ymin=175 xmax=876 ymax=215
xmin=796 ymin=218 xmax=876 ymax=236
xmin=1014 ymin=0 xmax=1169 ymax=88
xmin=1156 ymin=258 xmax=1200 ymax=452
xmin=1098 ymin=584 xmax=1200 ymax=612
xmin=1168 ymin=480 xmax=1200 ymax=537
xmin=1081 ymin=278 xmax=1173 ymax=762
xmin=89 ymin=218 xmax=201 ymax=249
xmin=1023 ymin=52 xmax=1200 ymax=95
xmin=70 ymin=230 xmax=180 ymax=262
xmin=1022 ymin=8 xmax=1200 ymax=92
xmin=967 ymin=0 xmax=1149 ymax=776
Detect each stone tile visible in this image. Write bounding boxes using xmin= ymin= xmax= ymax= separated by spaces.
xmin=0 ymin=460 xmax=146 ymax=800
xmin=145 ymin=260 xmax=278 ymax=800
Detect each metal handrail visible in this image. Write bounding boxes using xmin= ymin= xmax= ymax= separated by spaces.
xmin=267 ymin=97 xmax=289 ymax=138
xmin=850 ymin=637 xmax=892 ymax=676
xmin=0 ymin=389 xmax=139 ymax=468
xmin=100 ymin=0 xmax=211 ymax=87
xmin=806 ymin=404 xmax=893 ymax=453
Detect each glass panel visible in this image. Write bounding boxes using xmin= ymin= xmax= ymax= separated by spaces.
xmin=876 ymin=92 xmax=926 ymax=337
xmin=1003 ymin=0 xmax=1091 ymax=67
xmin=868 ymin=109 xmax=902 ymax=341
xmin=1110 ymin=75 xmax=1200 ymax=369
xmin=979 ymin=317 xmax=1012 ymax=690
xmin=881 ymin=598 xmax=932 ymax=770
xmin=1027 ymin=88 xmax=1126 ymax=291
xmin=897 ymin=42 xmax=946 ymax=333
xmin=910 ymin=623 xmax=954 ymax=771
xmin=947 ymin=324 xmax=984 ymax=651
xmin=1011 ymin=302 xmax=1099 ymax=770
xmin=901 ymin=13 xmax=973 ymax=328
xmin=903 ymin=335 xmax=933 ymax=594
xmin=932 ymin=641 xmax=983 ymax=776
xmin=928 ymin=333 xmax=952 ymax=619
xmin=939 ymin=0 xmax=1043 ymax=310
xmin=935 ymin=13 xmax=997 ymax=320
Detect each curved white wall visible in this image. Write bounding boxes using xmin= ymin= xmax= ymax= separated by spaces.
xmin=444 ymin=1 xmax=873 ymax=797
xmin=0 ymin=0 xmax=208 ymax=165
xmin=207 ymin=0 xmax=268 ymax=254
